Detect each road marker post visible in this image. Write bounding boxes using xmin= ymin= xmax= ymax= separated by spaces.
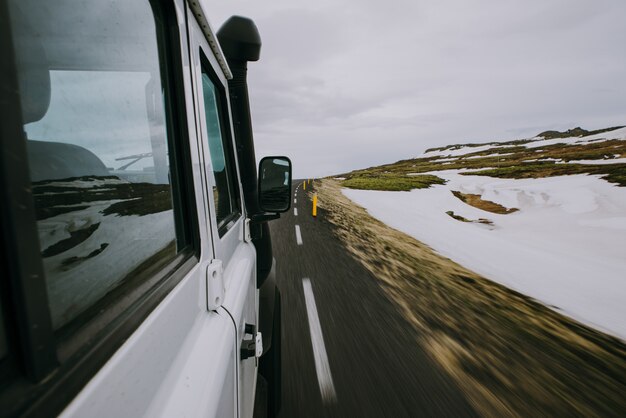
xmin=313 ymin=194 xmax=317 ymax=217
xmin=303 ymin=181 xmax=306 ymax=190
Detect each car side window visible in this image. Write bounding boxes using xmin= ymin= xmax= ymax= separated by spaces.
xmin=12 ymin=0 xmax=184 ymax=332
xmin=200 ymin=58 xmax=242 ymax=236
xmin=1 ymin=0 xmax=199 ymax=414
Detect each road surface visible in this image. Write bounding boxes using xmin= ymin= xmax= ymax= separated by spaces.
xmin=266 ymin=180 xmax=479 ymax=418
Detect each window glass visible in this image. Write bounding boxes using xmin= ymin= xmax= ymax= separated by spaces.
xmin=10 ymin=0 xmax=178 ymax=330
xmin=200 ymin=65 xmax=241 ymax=233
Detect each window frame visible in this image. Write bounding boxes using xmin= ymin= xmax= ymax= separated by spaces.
xmin=0 ymin=0 xmax=57 ymax=386
xmin=0 ymin=0 xmax=200 ymax=416
xmin=199 ymin=50 xmax=243 ymax=238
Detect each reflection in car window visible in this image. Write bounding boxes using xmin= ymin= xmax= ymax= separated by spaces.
xmin=201 ymin=64 xmax=241 ymax=234
xmin=11 ymin=0 xmax=177 ymax=330
xmin=0 ymin=303 xmax=7 ymax=359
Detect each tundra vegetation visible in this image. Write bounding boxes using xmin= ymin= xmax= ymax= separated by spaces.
xmin=341 ymin=174 xmax=445 ymax=191
xmin=450 ymin=191 xmax=518 ymax=215
xmin=337 ymin=126 xmax=626 ymax=189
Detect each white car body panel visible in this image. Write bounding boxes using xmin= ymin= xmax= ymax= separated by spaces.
xmin=59 ymin=0 xmax=255 ymax=416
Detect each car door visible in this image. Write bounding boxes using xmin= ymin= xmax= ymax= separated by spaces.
xmin=187 ymin=7 xmax=259 ymax=418
xmin=0 ymin=0 xmax=239 ymax=417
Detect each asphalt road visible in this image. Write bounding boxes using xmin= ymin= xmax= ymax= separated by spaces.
xmin=268 ymin=181 xmax=479 ymax=418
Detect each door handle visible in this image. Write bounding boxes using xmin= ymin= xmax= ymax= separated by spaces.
xmin=240 ymin=323 xmax=263 ymax=360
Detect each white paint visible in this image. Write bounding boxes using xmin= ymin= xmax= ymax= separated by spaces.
xmin=294 ymin=208 xmax=298 ymax=216
xmin=61 ymin=267 xmax=238 ymax=418
xmin=294 ymin=198 xmax=297 ymax=204
xmin=302 ymin=278 xmax=337 ymax=404
xmin=295 ymin=225 xmax=303 ymax=245
xmin=343 ymin=172 xmax=626 ymax=339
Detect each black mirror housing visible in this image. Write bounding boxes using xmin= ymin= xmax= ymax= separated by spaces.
xmin=258 ymin=156 xmax=292 ymax=213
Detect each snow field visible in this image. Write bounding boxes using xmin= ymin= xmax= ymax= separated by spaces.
xmin=343 ymin=172 xmax=626 ymax=339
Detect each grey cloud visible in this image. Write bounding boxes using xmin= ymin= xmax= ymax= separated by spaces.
xmin=210 ymin=0 xmax=626 ymax=178
xmin=256 ymin=9 xmax=349 ymax=69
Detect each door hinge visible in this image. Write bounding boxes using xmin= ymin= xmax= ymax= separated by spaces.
xmin=206 ymin=259 xmax=224 ymax=311
xmin=255 ymin=331 xmax=263 ymax=357
xmin=244 ymin=218 xmax=252 ymax=243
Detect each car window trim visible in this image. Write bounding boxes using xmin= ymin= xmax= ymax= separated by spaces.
xmin=0 ymin=0 xmax=58 ymax=383
xmin=199 ymin=49 xmax=243 ymax=238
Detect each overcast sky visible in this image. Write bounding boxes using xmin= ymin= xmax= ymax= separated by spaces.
xmin=207 ymin=0 xmax=626 ymax=178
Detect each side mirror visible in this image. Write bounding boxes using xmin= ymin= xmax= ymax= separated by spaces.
xmin=258 ymin=156 xmax=292 ymax=213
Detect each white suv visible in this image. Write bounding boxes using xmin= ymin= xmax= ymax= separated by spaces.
xmin=0 ymin=1 xmax=287 ymax=417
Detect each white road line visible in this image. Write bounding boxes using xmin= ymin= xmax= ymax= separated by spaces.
xmin=295 ymin=225 xmax=303 ymax=245
xmin=302 ymin=278 xmax=337 ymax=404
xmin=294 ymin=198 xmax=297 ymax=204
xmin=294 ymin=208 xmax=298 ymax=216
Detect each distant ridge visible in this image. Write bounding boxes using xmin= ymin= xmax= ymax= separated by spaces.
xmin=338 ymin=124 xmax=626 ymax=188
xmin=425 ymin=125 xmax=624 ymax=153
xmin=537 ymin=126 xmax=624 ymax=139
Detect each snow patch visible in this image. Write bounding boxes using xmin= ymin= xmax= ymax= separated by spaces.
xmin=559 ymin=157 xmax=626 ymax=165
xmin=35 ymin=177 xmax=130 ymax=188
xmin=522 ymin=158 xmax=562 ymax=163
xmin=343 ymin=173 xmax=626 ymax=339
xmin=523 ymin=127 xmax=626 ymax=149
xmin=464 ymin=152 xmax=515 ymax=159
xmin=423 ymin=144 xmax=512 ymax=158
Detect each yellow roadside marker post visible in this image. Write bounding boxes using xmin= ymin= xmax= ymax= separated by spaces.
xmin=312 ymin=194 xmax=317 ymax=218
xmin=303 ymin=181 xmax=306 ymax=190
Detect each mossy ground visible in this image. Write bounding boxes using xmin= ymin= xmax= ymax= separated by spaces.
xmin=451 ymin=191 xmax=518 ymax=214
xmin=336 ymin=128 xmax=626 ymax=188
xmin=341 ymin=174 xmax=445 ymax=191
